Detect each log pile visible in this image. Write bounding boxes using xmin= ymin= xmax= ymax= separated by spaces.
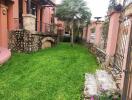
xmin=9 ymin=29 xmax=41 ymax=53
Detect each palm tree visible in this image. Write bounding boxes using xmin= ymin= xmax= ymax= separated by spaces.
xmin=56 ymin=0 xmax=91 ymax=46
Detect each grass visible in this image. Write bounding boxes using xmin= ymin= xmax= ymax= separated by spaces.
xmin=0 ymin=43 xmax=98 ymax=100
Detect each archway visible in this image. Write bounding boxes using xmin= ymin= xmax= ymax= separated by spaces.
xmin=41 ymin=37 xmax=55 ymax=49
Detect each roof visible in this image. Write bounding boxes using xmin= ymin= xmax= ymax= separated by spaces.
xmin=40 ymin=0 xmax=56 ymax=6
xmin=5 ymin=0 xmax=14 ymax=2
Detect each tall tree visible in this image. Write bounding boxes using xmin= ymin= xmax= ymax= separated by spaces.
xmin=56 ymin=0 xmax=91 ymax=45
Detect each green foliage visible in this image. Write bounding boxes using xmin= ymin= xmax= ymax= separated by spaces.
xmin=60 ymin=36 xmax=71 ymax=42
xmin=0 ymin=43 xmax=98 ymax=100
xmin=99 ymin=94 xmax=121 ymax=100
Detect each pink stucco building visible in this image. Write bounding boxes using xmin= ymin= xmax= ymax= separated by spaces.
xmin=0 ymin=0 xmax=56 ymax=48
xmin=0 ymin=0 xmax=56 ymax=64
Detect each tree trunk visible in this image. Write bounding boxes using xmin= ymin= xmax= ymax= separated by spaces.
xmin=77 ymin=20 xmax=80 ymax=39
xmin=71 ymin=27 xmax=74 ymax=46
xmin=70 ymin=21 xmax=74 ymax=46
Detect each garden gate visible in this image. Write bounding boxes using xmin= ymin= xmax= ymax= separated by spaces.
xmin=121 ymin=17 xmax=132 ymax=100
xmin=113 ymin=16 xmax=130 ymax=74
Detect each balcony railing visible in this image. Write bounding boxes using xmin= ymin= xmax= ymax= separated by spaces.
xmin=45 ymin=23 xmax=54 ymax=33
xmin=11 ymin=19 xmax=56 ymax=34
xmin=36 ymin=21 xmax=56 ymax=33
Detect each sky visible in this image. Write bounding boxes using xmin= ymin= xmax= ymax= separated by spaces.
xmin=55 ymin=0 xmax=109 ymax=20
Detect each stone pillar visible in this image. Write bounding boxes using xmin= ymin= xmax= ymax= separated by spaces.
xmin=23 ymin=14 xmax=36 ymax=32
xmin=86 ymin=22 xmax=97 ymax=43
xmin=95 ymin=23 xmax=102 ymax=47
xmin=22 ymin=0 xmax=36 ymax=32
xmin=106 ymin=12 xmax=120 ymax=57
xmin=83 ymin=27 xmax=87 ymax=40
xmin=54 ymin=17 xmax=58 ymax=34
xmin=86 ymin=27 xmax=91 ymax=43
xmin=105 ymin=12 xmax=120 ymax=67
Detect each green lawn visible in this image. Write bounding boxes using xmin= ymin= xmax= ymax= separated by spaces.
xmin=0 ymin=43 xmax=98 ymax=100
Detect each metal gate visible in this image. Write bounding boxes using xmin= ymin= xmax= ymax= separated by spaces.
xmin=113 ymin=17 xmax=130 ymax=74
xmin=122 ymin=19 xmax=132 ymax=100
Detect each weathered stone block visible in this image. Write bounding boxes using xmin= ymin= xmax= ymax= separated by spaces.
xmin=23 ymin=14 xmax=36 ymax=33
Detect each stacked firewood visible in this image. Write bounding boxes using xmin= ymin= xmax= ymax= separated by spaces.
xmin=9 ymin=29 xmax=41 ymax=53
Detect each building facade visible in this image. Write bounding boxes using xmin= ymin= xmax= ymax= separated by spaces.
xmin=0 ymin=0 xmax=56 ymax=48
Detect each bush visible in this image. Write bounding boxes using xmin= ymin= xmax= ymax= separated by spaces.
xmin=60 ymin=35 xmax=71 ymax=42
xmin=59 ymin=35 xmax=82 ymax=43
xmin=74 ymin=35 xmax=82 ymax=43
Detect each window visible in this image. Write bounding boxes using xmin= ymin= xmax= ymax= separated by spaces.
xmin=26 ymin=1 xmax=36 ymax=15
xmin=31 ymin=3 xmax=36 ymax=15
